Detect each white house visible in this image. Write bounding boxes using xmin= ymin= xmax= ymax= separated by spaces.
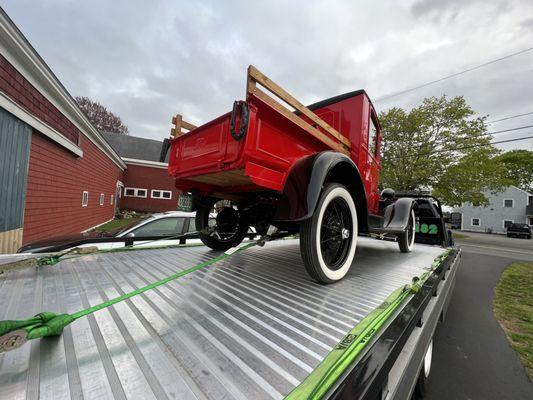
xmin=454 ymin=186 xmax=533 ymax=234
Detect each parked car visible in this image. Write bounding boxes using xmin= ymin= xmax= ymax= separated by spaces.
xmin=17 ymin=211 xmax=256 ymax=253
xmin=506 ymin=223 xmax=532 ymax=239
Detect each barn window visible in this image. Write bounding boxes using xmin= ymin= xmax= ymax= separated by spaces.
xmin=151 ymin=190 xmax=172 ymax=200
xmin=82 ymin=191 xmax=89 ymax=207
xmin=503 ymin=199 xmax=514 ymax=208
xmin=471 ymin=218 xmax=480 ymax=226
xmin=99 ymin=193 xmax=104 ymax=205
xmin=110 ymin=195 xmax=114 ymax=205
xmin=124 ymin=187 xmax=148 ymax=198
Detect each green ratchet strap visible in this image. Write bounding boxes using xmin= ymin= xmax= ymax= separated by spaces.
xmin=0 ymin=232 xmax=204 ymax=274
xmin=0 ymin=241 xmax=258 ymax=354
xmin=285 ymin=249 xmax=452 ymax=400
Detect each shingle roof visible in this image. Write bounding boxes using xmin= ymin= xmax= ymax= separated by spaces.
xmin=101 ymin=132 xmax=168 ymax=162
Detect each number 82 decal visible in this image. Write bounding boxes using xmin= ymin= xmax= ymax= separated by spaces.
xmin=415 ymin=223 xmax=438 ymax=234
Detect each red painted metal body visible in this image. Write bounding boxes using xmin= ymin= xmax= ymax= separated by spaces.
xmin=168 ymin=91 xmax=381 ymax=214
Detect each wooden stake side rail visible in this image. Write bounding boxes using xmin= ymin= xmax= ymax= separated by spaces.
xmin=171 ymin=114 xmax=198 ymax=137
xmin=246 ymin=65 xmax=351 ymax=154
xmin=169 ymin=65 xmax=351 ymax=157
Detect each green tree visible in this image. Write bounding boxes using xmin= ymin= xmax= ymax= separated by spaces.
xmin=495 ymin=150 xmax=533 ymax=193
xmin=379 ymin=95 xmax=506 ymax=206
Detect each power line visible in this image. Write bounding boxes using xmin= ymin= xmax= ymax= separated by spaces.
xmin=486 ymin=124 xmax=533 ymax=136
xmin=375 ymin=46 xmax=533 ymax=102
xmin=487 ymin=111 xmax=533 ymax=124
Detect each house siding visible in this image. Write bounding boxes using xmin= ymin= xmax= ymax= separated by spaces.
xmin=23 ymin=132 xmax=123 ymax=244
xmin=121 ymin=163 xmax=178 ymax=213
xmin=454 ymin=186 xmax=530 ymax=234
xmin=0 ymin=53 xmax=123 ymax=245
xmin=0 ymin=54 xmax=79 ymax=144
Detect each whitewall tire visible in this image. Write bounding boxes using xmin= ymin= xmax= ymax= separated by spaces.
xmin=398 ymin=209 xmax=416 ymax=253
xmin=300 ymin=183 xmax=358 ymax=284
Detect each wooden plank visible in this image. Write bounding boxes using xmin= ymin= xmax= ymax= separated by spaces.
xmin=171 ymin=115 xmax=197 ymax=137
xmin=181 ymin=120 xmax=198 ymax=131
xmin=247 ymin=65 xmax=351 ymax=149
xmin=250 ymin=87 xmax=350 ymax=156
xmin=171 ymin=114 xmax=182 ymax=137
xmin=172 ymin=117 xmax=197 ymax=131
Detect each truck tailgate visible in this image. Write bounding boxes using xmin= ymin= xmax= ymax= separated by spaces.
xmin=0 ymin=239 xmax=452 ymax=399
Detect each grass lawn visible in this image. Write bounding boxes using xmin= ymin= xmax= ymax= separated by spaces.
xmin=493 ymin=262 xmax=533 ymax=380
xmin=92 ymin=217 xmax=143 ymax=233
xmin=452 ymin=232 xmax=469 ymax=239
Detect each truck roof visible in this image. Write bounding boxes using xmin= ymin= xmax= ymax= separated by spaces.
xmin=0 ymin=238 xmax=448 ymax=399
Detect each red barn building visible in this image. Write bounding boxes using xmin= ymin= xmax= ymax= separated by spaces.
xmin=0 ymin=9 xmax=180 ymax=253
xmin=101 ymin=132 xmax=179 ymax=213
xmin=0 ymin=8 xmax=128 ymax=253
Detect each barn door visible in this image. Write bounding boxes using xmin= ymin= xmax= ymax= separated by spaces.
xmin=0 ymin=108 xmax=31 ymax=253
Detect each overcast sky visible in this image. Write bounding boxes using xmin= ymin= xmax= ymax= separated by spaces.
xmin=2 ymin=0 xmax=533 ymax=151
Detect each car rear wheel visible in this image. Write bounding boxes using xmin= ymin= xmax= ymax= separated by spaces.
xmin=398 ymin=209 xmax=416 ymax=253
xmin=300 ymin=183 xmax=357 ymax=284
xmin=196 ymin=199 xmax=249 ymax=251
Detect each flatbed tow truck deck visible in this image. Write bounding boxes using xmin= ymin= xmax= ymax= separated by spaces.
xmin=0 ymin=238 xmax=459 ymax=400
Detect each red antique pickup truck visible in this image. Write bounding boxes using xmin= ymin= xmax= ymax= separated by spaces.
xmin=163 ymin=66 xmax=417 ymax=283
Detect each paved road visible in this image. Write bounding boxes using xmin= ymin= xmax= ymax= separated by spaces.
xmin=426 ymin=233 xmax=533 ymax=399
xmin=453 ymin=231 xmax=533 ymax=261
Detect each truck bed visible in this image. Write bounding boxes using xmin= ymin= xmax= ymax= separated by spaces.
xmin=0 ymin=238 xmax=456 ymax=400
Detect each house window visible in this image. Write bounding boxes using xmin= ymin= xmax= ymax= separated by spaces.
xmin=82 ymin=191 xmax=89 ymax=207
xmin=471 ymin=218 xmax=480 ymax=226
xmin=124 ymin=187 xmax=147 ymax=198
xmin=110 ymin=194 xmax=114 ymax=205
xmin=503 ymin=220 xmax=513 ymax=229
xmin=99 ymin=193 xmax=105 ymax=206
xmin=151 ymin=190 xmax=173 ymax=200
xmin=503 ymin=199 xmax=514 ymax=208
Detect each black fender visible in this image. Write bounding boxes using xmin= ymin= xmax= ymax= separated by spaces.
xmin=379 ymin=197 xmax=417 ymax=234
xmin=274 ymin=151 xmax=369 ymax=231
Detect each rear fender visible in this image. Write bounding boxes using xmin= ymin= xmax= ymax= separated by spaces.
xmin=381 ymin=198 xmax=417 ymax=233
xmin=274 ymin=151 xmax=369 ymax=232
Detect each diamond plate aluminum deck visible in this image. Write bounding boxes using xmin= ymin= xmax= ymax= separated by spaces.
xmin=0 ymin=238 xmax=447 ymax=400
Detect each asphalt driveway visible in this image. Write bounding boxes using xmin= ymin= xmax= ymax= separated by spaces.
xmin=426 ymin=233 xmax=533 ymax=399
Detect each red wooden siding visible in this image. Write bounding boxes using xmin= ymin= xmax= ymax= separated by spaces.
xmin=0 ymin=54 xmax=79 ymax=144
xmin=121 ymin=163 xmax=179 ymax=213
xmin=23 ymin=132 xmax=123 ymax=244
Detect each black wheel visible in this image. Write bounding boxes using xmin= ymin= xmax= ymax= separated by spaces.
xmin=414 ymin=339 xmax=433 ymax=398
xmin=300 ymin=183 xmax=358 ymax=284
xmin=196 ymin=199 xmax=249 ymax=251
xmin=398 ymin=209 xmax=416 ymax=253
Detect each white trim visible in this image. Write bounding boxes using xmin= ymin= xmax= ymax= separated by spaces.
xmin=502 ymin=198 xmax=514 ymax=208
xmin=99 ymin=193 xmax=105 ymax=206
xmin=124 ymin=187 xmax=147 ymax=198
xmin=82 ymin=191 xmax=89 ymax=207
xmin=471 ymin=217 xmax=480 ymax=226
xmin=0 ymin=91 xmax=83 ymax=156
xmin=151 ymin=189 xmax=173 ymax=200
xmin=502 ymin=219 xmax=514 ymax=229
xmin=0 ymin=10 xmax=125 ymax=169
xmin=122 ymin=157 xmax=168 ymax=169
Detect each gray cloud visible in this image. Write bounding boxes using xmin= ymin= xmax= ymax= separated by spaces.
xmin=1 ymin=0 xmax=532 ymax=151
